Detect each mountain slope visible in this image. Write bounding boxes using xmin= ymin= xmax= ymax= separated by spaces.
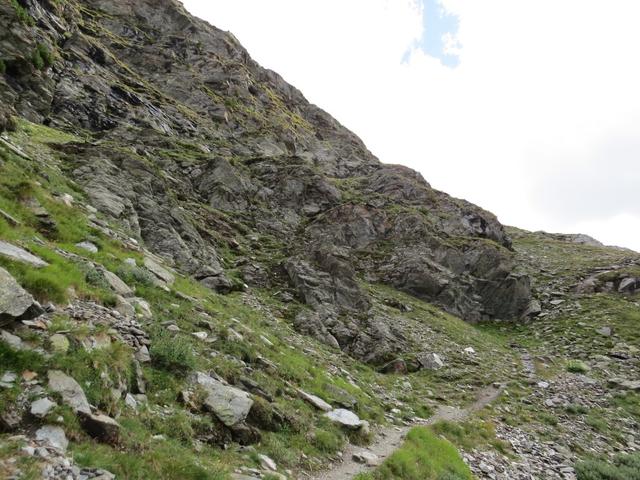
xmin=1 ymin=1 xmax=639 ymax=480
xmin=1 ymin=0 xmax=533 ymax=363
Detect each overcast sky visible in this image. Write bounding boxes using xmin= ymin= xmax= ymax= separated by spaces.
xmin=181 ymin=0 xmax=640 ymax=252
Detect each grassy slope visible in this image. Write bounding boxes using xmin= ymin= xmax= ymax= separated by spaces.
xmin=4 ymin=121 xmax=636 ymax=479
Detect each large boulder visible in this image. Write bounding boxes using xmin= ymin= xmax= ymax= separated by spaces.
xmin=79 ymin=411 xmax=121 ymax=444
xmin=0 ymin=267 xmax=44 ymax=325
xmin=191 ymin=372 xmax=253 ymax=427
xmin=47 ymin=370 xmax=91 ymax=414
xmin=324 ymin=408 xmax=363 ymax=429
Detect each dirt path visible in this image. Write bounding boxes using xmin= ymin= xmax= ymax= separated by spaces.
xmin=308 ymin=385 xmax=503 ymax=480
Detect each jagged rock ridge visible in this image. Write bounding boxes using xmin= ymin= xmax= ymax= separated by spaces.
xmin=0 ymin=0 xmax=532 ymax=363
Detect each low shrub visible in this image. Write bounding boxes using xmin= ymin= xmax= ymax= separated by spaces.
xmin=32 ymin=43 xmax=53 ymax=71
xmin=150 ymin=332 xmax=196 ymax=373
xmin=11 ymin=0 xmax=34 ymax=25
xmin=566 ymin=359 xmax=590 ymax=374
xmin=575 ymin=453 xmax=640 ymax=480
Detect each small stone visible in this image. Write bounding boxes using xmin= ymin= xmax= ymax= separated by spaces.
xmin=1 ymin=267 xmax=45 ymax=324
xmin=21 ymin=445 xmax=35 ymax=456
xmin=464 ymin=347 xmax=476 ymax=355
xmin=124 ymin=393 xmax=137 ymax=409
xmin=192 ymin=331 xmax=208 ymax=340
xmin=0 ymin=371 xmax=17 ymax=388
xmin=135 ymin=345 xmax=151 ymax=363
xmin=597 ymin=326 xmax=612 ymax=337
xmin=1 ymin=330 xmax=23 ymax=349
xmin=60 ymin=193 xmax=74 ymax=207
xmin=353 ymin=451 xmax=379 ymax=466
xmin=417 ymin=352 xmax=445 ymax=370
xmin=31 ymin=398 xmax=57 ymax=418
xmin=75 ymin=241 xmax=98 ymax=253
xmin=35 ymin=425 xmax=68 ymax=452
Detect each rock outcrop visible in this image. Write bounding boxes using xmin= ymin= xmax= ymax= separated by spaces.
xmin=0 ymin=0 xmax=531 ymax=363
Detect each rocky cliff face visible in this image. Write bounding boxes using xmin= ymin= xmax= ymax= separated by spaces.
xmin=0 ymin=0 xmax=532 ymax=363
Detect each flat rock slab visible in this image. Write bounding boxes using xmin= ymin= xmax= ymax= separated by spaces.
xmin=298 ymin=389 xmax=332 ymax=412
xmin=143 ymin=257 xmax=175 ymax=285
xmin=192 ymin=372 xmax=253 ymax=427
xmin=0 ymin=241 xmax=48 ymax=267
xmin=325 ymin=408 xmax=363 ymax=428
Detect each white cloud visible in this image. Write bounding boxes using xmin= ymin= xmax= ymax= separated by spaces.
xmin=181 ymin=0 xmax=640 ymax=251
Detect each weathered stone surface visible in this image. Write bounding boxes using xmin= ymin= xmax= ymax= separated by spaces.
xmin=0 ymin=267 xmax=44 ymax=325
xmin=258 ymin=454 xmax=277 ymax=471
xmin=48 ymin=370 xmax=91 ymax=414
xmin=417 ymin=352 xmax=445 ymax=370
xmin=35 ymin=425 xmax=68 ymax=452
xmin=101 ymin=270 xmax=133 ymax=297
xmin=30 ymin=398 xmax=57 ymax=418
xmin=1 ymin=329 xmax=23 ymax=349
xmin=76 ymin=241 xmax=98 ymax=253
xmin=0 ymin=241 xmax=48 ymax=267
xmin=143 ymin=257 xmax=175 ymax=285
xmin=191 ymin=372 xmax=253 ymax=427
xmin=324 ymin=408 xmax=362 ymax=428
xmin=298 ymin=389 xmax=332 ymax=412
xmin=618 ymin=277 xmax=639 ymax=293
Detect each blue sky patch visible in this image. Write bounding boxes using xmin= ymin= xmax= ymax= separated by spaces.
xmin=404 ymin=0 xmax=461 ymax=68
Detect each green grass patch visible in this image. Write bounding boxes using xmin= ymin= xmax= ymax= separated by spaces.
xmin=149 ymin=331 xmax=197 ymax=374
xmin=566 ymin=360 xmax=590 ymax=374
xmin=430 ymin=419 xmax=510 ymax=454
xmin=357 ymin=426 xmax=473 ymax=480
xmin=11 ymin=0 xmax=34 ymax=25
xmin=31 ymin=43 xmax=54 ymax=71
xmin=575 ymin=452 xmax=640 ymax=480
